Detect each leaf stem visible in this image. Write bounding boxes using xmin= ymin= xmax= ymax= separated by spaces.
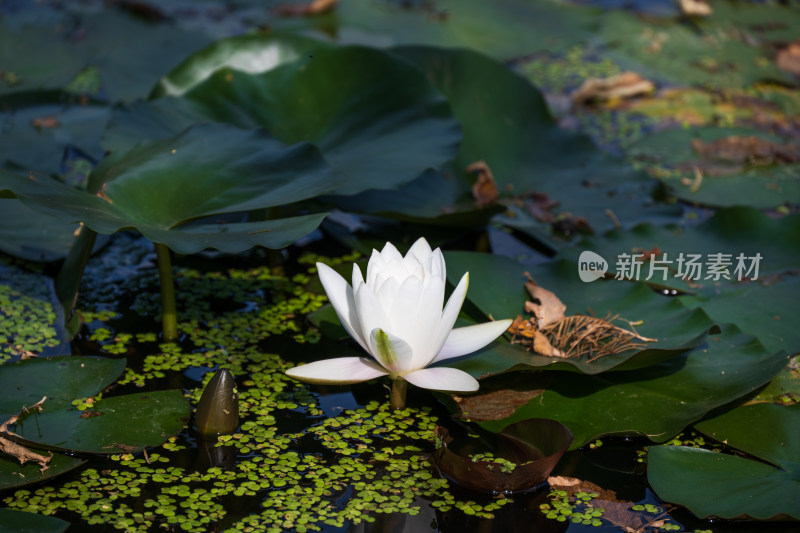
xmin=155 ymin=242 xmax=179 ymax=342
xmin=55 ymin=223 xmax=98 ymax=335
xmin=390 ymin=378 xmax=407 ymax=410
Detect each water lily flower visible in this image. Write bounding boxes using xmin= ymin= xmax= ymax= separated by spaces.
xmin=286 ymin=237 xmax=512 ymax=409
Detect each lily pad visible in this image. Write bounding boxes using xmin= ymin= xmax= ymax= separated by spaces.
xmin=0 ymin=122 xmax=340 ymax=254
xmin=648 ymin=403 xmax=800 ymax=520
xmin=627 ymin=126 xmax=800 ymax=208
xmin=680 ymin=275 xmax=800 ymax=356
xmin=476 ymin=325 xmax=788 ymax=450
xmin=600 ymin=3 xmax=797 ymax=88
xmin=0 ymin=508 xmax=70 ymax=533
xmin=12 ymin=390 xmax=189 ymax=454
xmin=0 ymin=453 xmax=85 ymax=491
xmin=334 ymin=0 xmax=598 ymax=60
xmin=0 ymin=10 xmax=213 ymax=101
xmin=558 ymin=206 xmax=800 ymax=291
xmin=0 ymin=99 xmax=108 ymax=175
xmin=0 ymin=356 xmax=125 ymax=420
xmin=0 ymin=356 xmax=189 ymax=454
xmin=392 ymin=45 xmax=670 ymax=242
xmin=106 ymin=40 xmax=461 ymax=196
xmin=441 ymin=252 xmax=714 ymax=374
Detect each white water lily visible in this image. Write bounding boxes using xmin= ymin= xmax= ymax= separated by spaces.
xmin=286 ymin=237 xmax=512 ymax=408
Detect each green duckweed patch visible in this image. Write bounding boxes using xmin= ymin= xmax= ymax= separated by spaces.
xmin=0 ymin=265 xmax=64 ymax=362
xmin=2 ymin=237 xmax=512 ymax=531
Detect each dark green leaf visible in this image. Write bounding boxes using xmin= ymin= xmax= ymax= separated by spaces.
xmin=443 ymin=252 xmax=714 ymax=374
xmin=107 ymin=42 xmax=461 ymax=196
xmin=477 ymin=325 xmax=788 ymax=449
xmin=0 ymin=453 xmax=85 ymax=492
xmin=0 ymin=508 xmax=70 ymax=533
xmin=0 ymin=357 xmax=125 ymax=421
xmin=648 ymin=404 xmax=800 ymax=519
xmin=627 ymin=127 xmax=800 ymax=208
xmin=0 ymin=123 xmax=340 ymax=254
xmin=12 ymin=390 xmax=190 ymax=454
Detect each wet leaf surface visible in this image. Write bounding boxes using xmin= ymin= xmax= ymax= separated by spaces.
xmin=477 ymin=325 xmax=788 ymax=450
xmin=648 ymin=403 xmax=800 ymax=520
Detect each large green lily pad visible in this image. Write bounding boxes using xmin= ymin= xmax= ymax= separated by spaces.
xmin=0 ymin=356 xmax=189 ymax=454
xmin=441 ymin=251 xmax=714 ymax=374
xmin=476 ymin=325 xmax=788 ymax=449
xmin=0 ymin=508 xmax=70 ymax=533
xmin=0 ymin=357 xmax=124 ymax=420
xmin=0 ymin=10 xmax=213 ymax=101
xmin=334 ymin=0 xmax=598 ymax=60
xmin=558 ymin=207 xmax=800 ymax=291
xmin=338 ymin=45 xmax=664 ymax=238
xmin=627 ymin=126 xmax=800 ymax=208
xmin=600 ymin=2 xmax=797 ymax=88
xmin=106 ymin=39 xmax=461 ymax=196
xmin=648 ymin=403 xmax=800 ymax=520
xmin=12 ymin=390 xmax=189 ymax=454
xmin=680 ymin=276 xmax=800 ymax=356
xmin=0 ymin=122 xmax=339 ymax=254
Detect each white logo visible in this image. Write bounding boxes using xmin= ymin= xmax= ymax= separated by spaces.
xmin=578 ymin=251 xmax=608 ymax=282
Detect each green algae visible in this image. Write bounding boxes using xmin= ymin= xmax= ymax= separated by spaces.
xmin=0 ymin=265 xmax=64 ymax=362
xmin=2 ymin=238 xmax=512 ymax=531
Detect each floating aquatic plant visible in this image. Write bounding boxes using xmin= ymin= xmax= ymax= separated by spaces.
xmin=286 ymin=238 xmax=512 ymax=409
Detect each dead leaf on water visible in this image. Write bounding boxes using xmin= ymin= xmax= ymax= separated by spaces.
xmin=691 ymin=136 xmax=800 ymax=165
xmin=274 ymin=0 xmax=337 ymax=17
xmin=572 ymin=72 xmax=655 ymax=106
xmin=30 ymin=116 xmax=60 ymax=129
xmin=777 ymin=41 xmax=800 ymax=76
xmin=523 ymin=273 xmax=566 ymax=329
xmin=451 ymin=372 xmax=550 ymax=421
xmin=678 ymin=0 xmax=712 ymax=17
xmin=468 ymin=160 xmax=499 ymax=207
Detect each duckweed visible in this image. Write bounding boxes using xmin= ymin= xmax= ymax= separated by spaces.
xmin=2 ymin=238 xmax=513 ymax=531
xmin=0 ymin=266 xmax=62 ymax=362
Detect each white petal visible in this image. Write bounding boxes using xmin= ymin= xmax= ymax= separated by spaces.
xmin=430 ymin=248 xmax=446 ymax=283
xmin=286 ymin=357 xmax=388 ymax=384
xmin=390 ymin=275 xmax=424 ymax=342
xmin=379 ymin=241 xmax=403 ymax=262
xmin=407 ymin=237 xmax=432 ymax=263
xmin=427 ymin=272 xmax=469 ymax=364
xmin=432 ymin=319 xmax=514 ymax=363
xmin=317 ymin=263 xmax=368 ymax=352
xmin=375 ymin=276 xmax=401 ymax=320
xmin=366 ymin=249 xmax=384 ymax=287
xmin=408 ymin=276 xmax=445 ymax=368
xmin=352 ymin=263 xmax=365 ymax=293
xmin=369 ymin=328 xmax=413 ymax=374
xmin=402 ymin=367 xmax=479 ymax=392
xmin=355 ymin=284 xmax=393 ymax=360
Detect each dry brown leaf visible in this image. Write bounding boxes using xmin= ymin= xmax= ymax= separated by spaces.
xmin=523 ymin=274 xmax=566 ymax=328
xmin=274 ymin=0 xmax=337 ymax=16
xmin=572 ymin=72 xmax=655 ymax=106
xmin=691 ymin=136 xmax=800 ymax=165
xmin=467 ymin=160 xmax=499 ymax=207
xmin=533 ymin=330 xmax=565 ymax=357
xmin=30 ymin=116 xmax=60 ymax=129
xmin=777 ymin=41 xmax=800 ymax=76
xmin=450 ymin=372 xmax=550 ymax=421
xmin=678 ymin=0 xmax=712 ymax=17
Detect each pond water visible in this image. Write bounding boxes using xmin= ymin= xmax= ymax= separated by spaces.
xmin=1 ymin=233 xmax=795 ymax=533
